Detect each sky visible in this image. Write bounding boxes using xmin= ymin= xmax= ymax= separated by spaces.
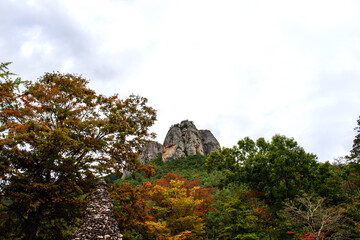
xmin=1 ymin=0 xmax=360 ymax=162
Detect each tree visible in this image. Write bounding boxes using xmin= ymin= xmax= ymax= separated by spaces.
xmin=282 ymin=194 xmax=347 ymax=239
xmin=345 ymin=191 xmax=360 ymax=238
xmin=0 ymin=67 xmax=156 ymax=239
xmin=144 ymin=173 xmax=216 ymax=240
xmin=111 ymin=181 xmax=152 ymax=239
xmin=343 ymin=116 xmax=360 ymax=238
xmin=311 ymin=162 xmax=345 ymax=205
xmin=347 ymin=116 xmax=360 ymax=186
xmin=206 ymin=135 xmax=319 ymax=210
xmin=208 ymin=184 xmax=271 ymax=240
xmin=348 ymin=116 xmax=360 ymax=163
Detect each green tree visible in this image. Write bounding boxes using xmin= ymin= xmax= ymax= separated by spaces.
xmin=206 ymin=135 xmax=319 ymax=210
xmin=312 ymin=162 xmax=345 ymax=204
xmin=347 ymin=116 xmax=360 ymax=186
xmin=348 ymin=116 xmax=360 ymax=163
xmin=344 ymin=116 xmax=360 ymax=238
xmin=0 ymin=67 xmax=156 ymax=239
xmin=208 ymin=184 xmax=271 ymax=240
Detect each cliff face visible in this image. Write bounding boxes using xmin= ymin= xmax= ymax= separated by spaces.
xmin=140 ymin=141 xmax=163 ymax=165
xmin=162 ymin=120 xmax=220 ymax=161
xmin=199 ymin=129 xmax=221 ymax=155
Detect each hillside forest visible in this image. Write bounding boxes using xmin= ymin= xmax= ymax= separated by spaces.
xmin=1 ymin=62 xmax=360 ymax=239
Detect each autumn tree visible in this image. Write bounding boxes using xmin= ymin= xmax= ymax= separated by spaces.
xmin=144 ymin=173 xmax=216 ymax=240
xmin=0 ymin=66 xmax=156 ymax=239
xmin=111 ymin=182 xmax=152 ymax=239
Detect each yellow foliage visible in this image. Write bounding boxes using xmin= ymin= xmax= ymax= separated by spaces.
xmin=145 ymin=220 xmax=170 ymax=240
xmin=170 ymin=230 xmax=192 ymax=240
xmin=145 ymin=178 xmax=207 ymax=239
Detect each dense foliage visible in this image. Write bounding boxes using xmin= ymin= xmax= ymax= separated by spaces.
xmin=111 ymin=134 xmax=360 ymax=239
xmin=204 ymin=134 xmax=360 ymax=239
xmin=113 ymin=154 xmax=221 ymax=188
xmin=111 ymin=172 xmax=216 ymax=239
xmin=0 ymin=63 xmax=156 ymax=239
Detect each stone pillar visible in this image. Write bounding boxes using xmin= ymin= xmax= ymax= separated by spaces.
xmin=72 ymin=179 xmax=123 ymax=240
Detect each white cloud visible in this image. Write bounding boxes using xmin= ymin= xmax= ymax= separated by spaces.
xmin=20 ymin=27 xmax=53 ymax=57
xmin=2 ymin=0 xmax=360 ymax=161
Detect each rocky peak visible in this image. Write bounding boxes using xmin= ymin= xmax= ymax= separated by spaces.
xmin=162 ymin=120 xmax=220 ymax=161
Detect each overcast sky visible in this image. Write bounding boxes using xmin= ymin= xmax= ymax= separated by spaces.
xmin=2 ymin=0 xmax=360 ymax=162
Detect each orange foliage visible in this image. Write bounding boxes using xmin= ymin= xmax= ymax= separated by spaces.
xmin=111 ymin=182 xmax=152 ymax=234
xmin=112 ymin=173 xmax=216 ymax=239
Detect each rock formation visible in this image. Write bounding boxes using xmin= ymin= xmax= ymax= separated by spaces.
xmin=162 ymin=120 xmax=220 ymax=161
xmin=72 ymin=179 xmax=123 ymax=240
xmin=140 ymin=141 xmax=163 ymax=165
xmin=199 ymin=130 xmax=220 ymax=155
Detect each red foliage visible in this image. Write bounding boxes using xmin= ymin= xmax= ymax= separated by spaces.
xmin=300 ymin=232 xmax=328 ymax=239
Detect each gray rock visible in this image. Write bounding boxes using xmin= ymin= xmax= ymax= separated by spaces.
xmin=162 ymin=125 xmax=186 ymax=161
xmin=162 ymin=120 xmax=220 ymax=161
xmin=199 ymin=130 xmax=220 ymax=155
xmin=140 ymin=141 xmax=163 ymax=165
xmin=181 ymin=120 xmax=205 ymax=156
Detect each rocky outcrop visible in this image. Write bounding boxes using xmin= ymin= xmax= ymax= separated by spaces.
xmin=140 ymin=141 xmax=163 ymax=165
xmin=71 ymin=179 xmax=123 ymax=240
xmin=199 ymin=130 xmax=220 ymax=155
xmin=162 ymin=125 xmax=186 ymax=160
xmin=162 ymin=120 xmax=220 ymax=161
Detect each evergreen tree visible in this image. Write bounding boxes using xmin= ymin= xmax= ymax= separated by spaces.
xmin=347 ymin=116 xmax=360 ymax=187
xmin=349 ymin=116 xmax=360 ymax=163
